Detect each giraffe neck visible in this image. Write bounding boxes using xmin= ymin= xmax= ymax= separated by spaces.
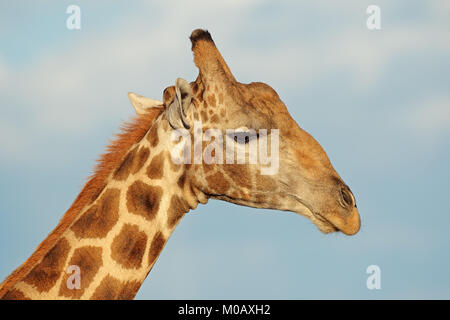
xmin=0 ymin=113 xmax=202 ymax=300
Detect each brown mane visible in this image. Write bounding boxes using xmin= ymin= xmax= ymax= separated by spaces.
xmin=0 ymin=107 xmax=164 ymax=297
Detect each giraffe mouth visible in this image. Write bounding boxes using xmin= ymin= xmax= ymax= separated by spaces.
xmin=214 ymin=192 xmax=341 ymax=234
xmin=288 ymin=194 xmax=340 ymax=234
xmin=311 ymin=212 xmax=339 ymax=234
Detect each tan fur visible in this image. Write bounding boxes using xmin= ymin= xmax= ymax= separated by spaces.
xmin=206 ymin=171 xmax=230 ymax=193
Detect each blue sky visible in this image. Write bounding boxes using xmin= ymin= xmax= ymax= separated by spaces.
xmin=1 ymin=1 xmax=449 ymax=299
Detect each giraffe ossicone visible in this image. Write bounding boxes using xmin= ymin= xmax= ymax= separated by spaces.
xmin=0 ymin=29 xmax=360 ymax=300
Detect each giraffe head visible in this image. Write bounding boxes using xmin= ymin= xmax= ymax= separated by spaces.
xmin=130 ymin=29 xmax=360 ymax=236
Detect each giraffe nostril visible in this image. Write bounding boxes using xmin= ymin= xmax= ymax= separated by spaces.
xmin=340 ymin=188 xmax=355 ymax=208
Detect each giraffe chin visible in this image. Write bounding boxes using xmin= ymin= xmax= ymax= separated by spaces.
xmin=312 ymin=208 xmax=361 ymax=236
xmin=311 ymin=213 xmax=340 ymax=234
xmin=288 ymin=195 xmax=342 ymax=235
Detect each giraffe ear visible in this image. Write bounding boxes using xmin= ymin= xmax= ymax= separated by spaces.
xmin=128 ymin=92 xmax=163 ymax=115
xmin=166 ymin=78 xmax=193 ymax=129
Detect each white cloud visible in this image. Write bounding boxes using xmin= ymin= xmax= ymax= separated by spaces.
xmin=0 ymin=122 xmax=28 ymax=162
xmin=429 ymin=1 xmax=450 ymax=15
xmin=2 ymin=1 xmax=450 ymax=164
xmin=405 ymin=97 xmax=450 ymax=137
xmin=1 ymin=1 xmax=258 ymax=134
xmin=0 ymin=56 xmax=7 ymax=85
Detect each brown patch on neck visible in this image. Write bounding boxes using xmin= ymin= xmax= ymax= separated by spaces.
xmin=111 ymin=224 xmax=148 ymax=269
xmin=113 ymin=146 xmax=139 ymax=180
xmin=147 ymin=123 xmax=159 ymax=147
xmin=148 ymin=232 xmax=166 ymax=266
xmin=113 ymin=146 xmax=150 ymax=181
xmin=201 ymin=110 xmax=209 ymax=122
xmin=147 ymin=152 xmax=165 ymax=180
xmin=210 ymin=114 xmax=219 ymax=123
xmin=21 ymin=238 xmax=71 ymax=293
xmin=126 ymin=181 xmax=163 ymax=221
xmin=90 ymin=274 xmax=141 ymax=300
xmin=167 ymin=195 xmax=189 ymax=229
xmin=71 ymin=188 xmax=120 ymax=239
xmin=133 ymin=147 xmax=151 ymax=174
xmin=207 ymin=95 xmax=216 ymax=107
xmin=0 ymin=108 xmax=163 ymax=298
xmin=0 ymin=288 xmax=30 ymax=300
xmin=58 ymin=246 xmax=103 ymax=299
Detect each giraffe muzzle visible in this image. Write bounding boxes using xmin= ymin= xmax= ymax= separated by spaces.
xmin=320 ymin=206 xmax=361 ymax=236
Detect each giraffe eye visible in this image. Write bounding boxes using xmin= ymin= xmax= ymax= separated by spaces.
xmin=234 ymin=134 xmax=249 ymax=143
xmin=231 ymin=128 xmax=259 ymax=144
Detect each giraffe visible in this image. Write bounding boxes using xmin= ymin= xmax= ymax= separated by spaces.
xmin=0 ymin=29 xmax=360 ymax=300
